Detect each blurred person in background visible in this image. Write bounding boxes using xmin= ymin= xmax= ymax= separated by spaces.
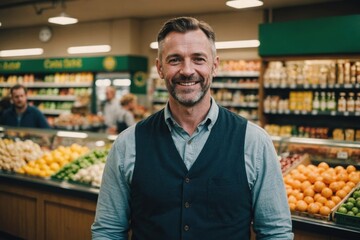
xmin=0 ymin=84 xmax=50 ymax=128
xmin=114 ymin=93 xmax=137 ymax=133
xmin=0 ymin=95 xmax=12 ymax=122
xmin=101 ymin=86 xmax=119 ymax=132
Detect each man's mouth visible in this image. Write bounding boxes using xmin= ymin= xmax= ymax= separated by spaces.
xmin=177 ymin=81 xmax=199 ymax=86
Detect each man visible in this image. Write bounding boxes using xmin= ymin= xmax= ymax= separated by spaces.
xmin=92 ymin=17 xmax=294 ymax=240
xmin=0 ymin=84 xmax=50 ymax=128
xmin=115 ymin=93 xmax=137 ymax=133
xmin=101 ymin=86 xmax=120 ymax=133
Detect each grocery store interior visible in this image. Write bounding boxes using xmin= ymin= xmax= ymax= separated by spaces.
xmin=1 ymin=0 xmax=360 ymax=239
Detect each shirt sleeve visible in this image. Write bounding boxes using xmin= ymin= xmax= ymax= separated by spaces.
xmin=91 ymin=127 xmax=135 ymax=240
xmin=245 ymin=123 xmax=294 ymax=240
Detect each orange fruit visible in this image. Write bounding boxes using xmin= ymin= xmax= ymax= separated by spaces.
xmin=321 ymin=187 xmax=333 ymax=199
xmin=329 ymin=182 xmax=341 ymax=192
xmin=342 ymin=185 xmax=352 ymax=194
xmin=346 ymin=165 xmax=356 ymax=174
xmin=319 ymin=206 xmax=331 ymax=216
xmin=304 ymin=196 xmax=315 ymax=204
xmin=325 ymin=200 xmax=336 ymax=210
xmin=318 ymin=162 xmax=330 ymax=170
xmin=292 ymin=180 xmax=302 ymax=190
xmin=337 ymin=181 xmax=346 ymax=189
xmin=313 ymin=193 xmax=322 ymax=201
xmin=288 ymin=195 xmax=297 ymax=204
xmin=307 ymin=202 xmax=320 ymax=214
xmin=306 ymin=171 xmax=318 ymax=184
xmin=289 ymin=202 xmax=296 ymax=211
xmin=331 ymin=196 xmax=341 ymax=205
xmin=336 ymin=189 xmax=347 ymax=199
xmin=286 ymin=188 xmax=293 ymax=196
xmin=296 ymin=200 xmax=308 ymax=212
xmin=304 ymin=187 xmax=315 ymax=197
xmin=322 ymin=172 xmax=336 ymax=185
xmin=316 ymin=196 xmax=328 ymax=205
xmin=348 ymin=171 xmax=360 ymax=184
xmin=334 ymin=166 xmax=345 ymax=173
xmin=346 ymin=181 xmax=355 ymax=188
xmin=301 ymin=181 xmax=312 ymax=192
xmin=336 ymin=171 xmax=349 ymax=182
xmin=294 ymin=192 xmax=304 ymax=201
xmin=314 ymin=181 xmax=326 ymax=193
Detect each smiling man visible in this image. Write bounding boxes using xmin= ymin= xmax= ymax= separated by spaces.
xmin=92 ymin=17 xmax=294 ymax=240
xmin=0 ymin=84 xmax=50 ymax=128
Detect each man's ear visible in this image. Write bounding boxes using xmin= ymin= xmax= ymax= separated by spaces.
xmin=156 ymin=58 xmax=164 ymax=79
xmin=212 ymin=56 xmax=220 ymax=77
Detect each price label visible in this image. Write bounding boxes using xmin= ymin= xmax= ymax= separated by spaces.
xmin=294 ymin=110 xmax=300 ymax=114
xmin=303 ymin=84 xmax=310 ymax=89
xmin=312 ymin=110 xmax=318 ymax=115
xmin=337 ymin=151 xmax=348 ymax=160
xmin=330 ymin=111 xmax=336 ymax=116
xmin=344 ymin=111 xmax=349 ymax=116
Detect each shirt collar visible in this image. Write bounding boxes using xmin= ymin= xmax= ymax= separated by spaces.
xmin=164 ymin=97 xmax=219 ymax=132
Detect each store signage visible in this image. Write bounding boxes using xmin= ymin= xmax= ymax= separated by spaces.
xmin=0 ymin=55 xmax=147 ymax=74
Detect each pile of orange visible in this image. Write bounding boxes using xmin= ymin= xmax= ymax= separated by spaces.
xmin=284 ymin=162 xmax=360 ymax=216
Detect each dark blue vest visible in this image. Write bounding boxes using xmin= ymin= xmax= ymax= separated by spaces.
xmin=132 ymin=106 xmax=252 ymax=240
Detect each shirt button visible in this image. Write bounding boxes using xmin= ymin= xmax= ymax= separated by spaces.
xmin=187 ymin=140 xmax=192 ymax=144
xmin=185 ymin=177 xmax=190 ymax=183
xmin=184 ymin=225 xmax=189 ymax=231
xmin=184 ymin=202 xmax=190 ymax=208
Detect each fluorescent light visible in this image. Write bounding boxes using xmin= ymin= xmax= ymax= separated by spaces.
xmin=0 ymin=22 xmax=2 ymax=27
xmin=0 ymin=48 xmax=44 ymax=57
xmin=226 ymin=0 xmax=263 ymax=9
xmin=95 ymin=79 xmax=111 ymax=87
xmin=67 ymin=45 xmax=111 ymax=54
xmin=48 ymin=12 xmax=78 ymax=25
xmin=113 ymin=79 xmax=131 ymax=87
xmin=150 ymin=42 xmax=159 ymax=49
xmin=56 ymin=131 xmax=88 ymax=138
xmin=150 ymin=40 xmax=260 ymax=50
xmin=216 ymin=40 xmax=260 ymax=49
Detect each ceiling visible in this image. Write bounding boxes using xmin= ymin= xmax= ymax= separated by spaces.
xmin=0 ymin=0 xmax=342 ymax=29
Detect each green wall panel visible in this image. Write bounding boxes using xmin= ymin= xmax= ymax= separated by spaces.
xmin=259 ymin=14 xmax=360 ymax=56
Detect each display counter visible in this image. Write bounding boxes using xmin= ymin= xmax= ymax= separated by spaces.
xmin=0 ymin=126 xmax=360 ymax=239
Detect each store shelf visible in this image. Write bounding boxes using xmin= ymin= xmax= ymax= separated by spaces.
xmin=41 ymin=109 xmax=71 ymax=115
xmin=0 ymin=82 xmax=92 ymax=88
xmin=27 ymin=95 xmax=77 ymax=101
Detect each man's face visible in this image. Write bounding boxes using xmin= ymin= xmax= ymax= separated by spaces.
xmin=156 ymin=29 xmax=219 ymax=107
xmin=11 ymin=88 xmax=27 ymax=110
xmin=105 ymin=87 xmax=115 ymax=101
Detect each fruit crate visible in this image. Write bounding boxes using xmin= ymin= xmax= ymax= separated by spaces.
xmin=332 ymin=183 xmax=360 ymax=228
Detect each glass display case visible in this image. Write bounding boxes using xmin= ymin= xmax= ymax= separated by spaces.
xmin=272 ymin=136 xmax=360 ymax=168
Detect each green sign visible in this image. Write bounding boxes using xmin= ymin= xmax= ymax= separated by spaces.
xmin=259 ymin=14 xmax=360 ymax=56
xmin=0 ymin=55 xmax=147 ymax=73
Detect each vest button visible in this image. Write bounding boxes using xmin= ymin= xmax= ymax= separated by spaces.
xmin=184 ymin=225 xmax=190 ymax=231
xmin=185 ymin=177 xmax=190 ymax=183
xmin=184 ymin=202 xmax=190 ymax=208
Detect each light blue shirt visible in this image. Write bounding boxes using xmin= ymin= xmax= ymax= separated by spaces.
xmin=92 ymin=99 xmax=294 ymax=240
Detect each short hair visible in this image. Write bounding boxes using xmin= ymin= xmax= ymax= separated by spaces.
xmin=10 ymin=84 xmax=27 ymax=95
xmin=120 ymin=93 xmax=137 ymax=106
xmin=157 ymin=16 xmax=216 ymax=58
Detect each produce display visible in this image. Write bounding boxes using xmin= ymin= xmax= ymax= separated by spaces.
xmin=72 ymin=162 xmax=105 ymax=188
xmin=284 ymin=161 xmax=360 ymax=219
xmin=52 ymin=148 xmax=108 ymax=185
xmin=16 ymin=143 xmax=89 ymax=178
xmin=0 ymin=139 xmax=43 ymax=171
xmin=336 ymin=187 xmax=360 ymax=217
xmin=279 ymin=153 xmax=305 ymax=174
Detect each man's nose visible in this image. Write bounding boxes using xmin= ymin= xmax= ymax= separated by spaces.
xmin=179 ymin=59 xmax=195 ymax=77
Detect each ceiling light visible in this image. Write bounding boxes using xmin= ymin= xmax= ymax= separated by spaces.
xmin=216 ymin=40 xmax=260 ymax=49
xmin=226 ymin=0 xmax=263 ymax=9
xmin=149 ymin=40 xmax=260 ymax=50
xmin=48 ymin=12 xmax=78 ymax=25
xmin=0 ymin=48 xmax=44 ymax=57
xmin=113 ymin=79 xmax=131 ymax=87
xmin=0 ymin=22 xmax=2 ymax=27
xmin=67 ymin=45 xmax=111 ymax=54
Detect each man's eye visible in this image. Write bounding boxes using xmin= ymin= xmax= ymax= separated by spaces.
xmin=194 ymin=58 xmax=206 ymax=64
xmin=168 ymin=58 xmax=180 ymax=64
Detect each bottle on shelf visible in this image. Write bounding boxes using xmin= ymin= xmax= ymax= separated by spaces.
xmin=327 ymin=92 xmax=337 ymax=111
xmin=337 ymin=92 xmax=347 ymax=112
xmin=355 ymin=93 xmax=360 ymax=112
xmin=312 ymin=92 xmax=320 ymax=111
xmin=320 ymin=92 xmax=327 ymax=111
xmin=347 ymin=92 xmax=355 ymax=112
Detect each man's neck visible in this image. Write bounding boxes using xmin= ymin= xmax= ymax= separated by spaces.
xmin=15 ymin=105 xmax=27 ymax=115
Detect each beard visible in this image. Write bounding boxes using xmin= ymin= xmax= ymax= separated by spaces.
xmin=167 ymin=74 xmax=211 ymax=107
